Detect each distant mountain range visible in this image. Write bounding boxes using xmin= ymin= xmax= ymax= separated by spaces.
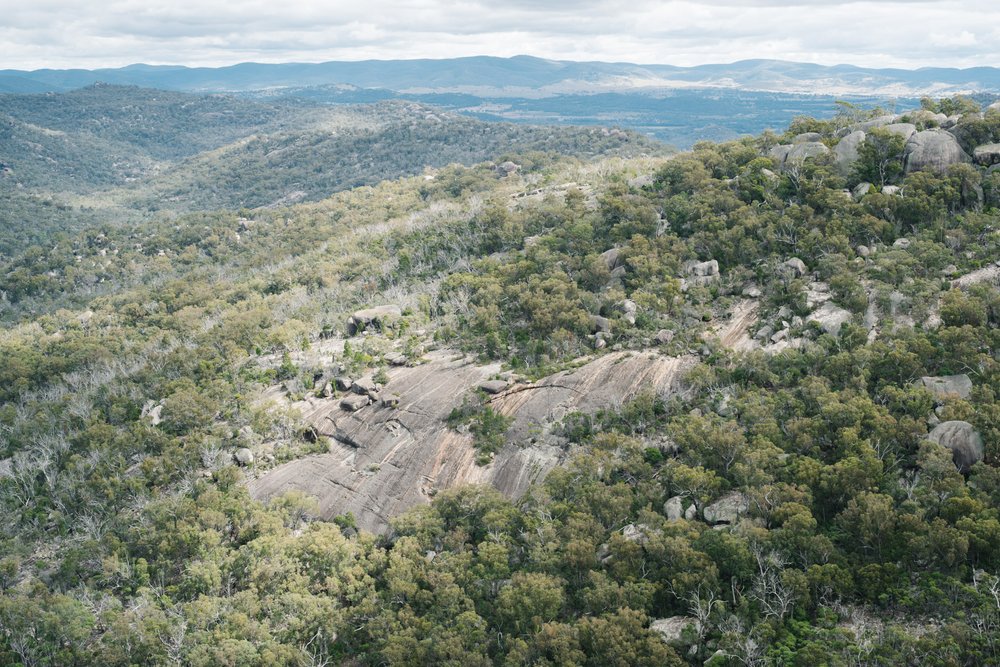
xmin=3 ymin=55 xmax=1000 ymax=97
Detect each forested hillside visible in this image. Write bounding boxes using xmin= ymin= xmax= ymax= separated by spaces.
xmin=0 ymin=85 xmax=661 ymax=259
xmin=1 ymin=94 xmax=1000 ymax=666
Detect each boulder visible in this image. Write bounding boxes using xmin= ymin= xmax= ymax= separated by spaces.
xmin=834 ymin=130 xmax=866 ymax=175
xmin=142 ymin=401 xmax=163 ymax=426
xmin=928 ymin=420 xmax=984 ymax=472
xmin=352 ymin=378 xmax=378 ymax=396
xmin=742 ymin=284 xmax=762 ymax=298
xmin=600 ymin=247 xmax=623 ymax=271
xmin=650 ymin=617 xmax=699 ymax=645
xmin=854 ymin=115 xmax=896 ymax=131
xmin=495 ymin=160 xmax=520 ymax=176
xmin=321 ymin=382 xmax=334 ymax=398
xmin=703 ymin=491 xmax=748 ymax=525
xmin=379 ymin=393 xmax=400 ymax=408
xmin=856 ymin=245 xmax=871 ymax=258
xmin=808 ymin=302 xmax=853 ymax=336
xmin=334 ymin=376 xmax=353 ymax=392
xmin=386 ymin=353 xmax=408 ymax=366
xmin=654 ymin=329 xmax=674 ymax=345
xmin=340 ymin=394 xmax=371 ymax=412
xmin=234 ymin=448 xmax=255 ymax=466
xmin=348 ymin=305 xmax=402 ymax=334
xmin=478 ymin=380 xmax=509 ymax=394
xmin=852 ymin=182 xmax=873 ymax=200
xmin=684 ymin=503 xmax=697 ymax=521
xmin=793 ymin=132 xmax=823 ymax=143
xmin=621 ymin=523 xmax=651 ymax=544
xmin=893 ymin=238 xmax=911 ymax=249
xmin=686 ymin=259 xmax=719 ymax=277
xmin=664 ymin=496 xmax=684 ymax=521
xmin=620 ymin=299 xmax=638 ymax=325
xmin=882 ymin=185 xmax=901 ymax=196
xmin=904 ymin=130 xmax=971 ymax=173
xmin=918 ymin=375 xmax=973 ymax=402
xmin=590 ymin=315 xmax=612 ymax=334
xmin=974 ymin=143 xmax=1000 ymax=167
xmin=784 ymin=141 xmax=830 ymax=167
xmin=900 ymin=109 xmax=947 ymax=126
xmin=884 ymin=123 xmax=917 ymax=142
xmin=769 ymin=144 xmax=792 ymax=164
xmin=628 ymin=174 xmax=655 ymax=188
xmin=805 ymin=282 xmax=831 ymax=309
xmin=782 ymin=257 xmax=807 ymax=278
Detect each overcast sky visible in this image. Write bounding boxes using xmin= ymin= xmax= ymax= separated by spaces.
xmin=1 ymin=0 xmax=997 ymax=71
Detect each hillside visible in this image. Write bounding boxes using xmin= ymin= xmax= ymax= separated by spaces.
xmin=1 ymin=95 xmax=1000 ymax=665
xmin=6 ymin=57 xmax=1000 ymax=148
xmin=0 ymin=85 xmax=663 ymax=256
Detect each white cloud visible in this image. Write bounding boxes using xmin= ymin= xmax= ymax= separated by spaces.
xmin=0 ymin=0 xmax=997 ymax=70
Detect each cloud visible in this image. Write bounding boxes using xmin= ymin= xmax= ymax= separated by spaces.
xmin=0 ymin=0 xmax=997 ymax=70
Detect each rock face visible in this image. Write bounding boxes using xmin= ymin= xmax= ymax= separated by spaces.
xmin=928 ymin=420 xmax=984 ymax=472
xmin=249 ymin=350 xmax=695 ymax=533
xmin=703 ymin=491 xmax=748 ymax=525
xmin=918 ymin=375 xmax=973 ymax=402
xmin=904 ymin=130 xmax=970 ymax=173
xmin=348 ymin=305 xmax=402 ymax=334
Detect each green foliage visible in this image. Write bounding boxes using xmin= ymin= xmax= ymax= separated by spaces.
xmin=2 ymin=95 xmax=1000 ymax=666
xmin=448 ymin=394 xmax=514 ymax=464
xmin=852 ymin=128 xmax=906 ymax=186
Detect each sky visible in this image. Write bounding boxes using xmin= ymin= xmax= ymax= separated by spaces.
xmin=1 ymin=0 xmax=998 ymax=71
